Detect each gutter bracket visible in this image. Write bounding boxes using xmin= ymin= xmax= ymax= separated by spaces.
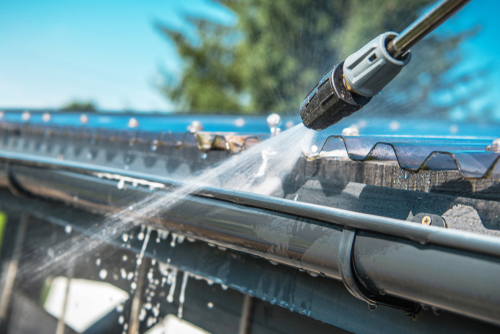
xmin=410 ymin=213 xmax=447 ymax=228
xmin=338 ymin=228 xmax=421 ymax=318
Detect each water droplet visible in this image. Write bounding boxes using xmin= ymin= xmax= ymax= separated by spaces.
xmin=118 ymin=315 xmax=124 ymax=325
xmin=139 ymin=308 xmax=146 ymax=321
xmin=146 ymin=317 xmax=156 ymax=328
xmin=96 ymin=258 xmax=101 ymax=266
xmin=166 ymin=268 xmax=178 ymax=303
xmin=122 ymin=255 xmax=128 ymax=261
xmin=128 ymin=118 xmax=139 ymax=128
xmin=120 ymin=268 xmax=127 ymax=279
xmin=131 ymin=282 xmax=137 ymax=290
xmin=307 ymin=271 xmax=319 ymax=277
xmin=122 ymin=234 xmax=129 ymax=242
xmin=65 ymin=225 xmax=72 ymax=234
xmin=177 ymin=272 xmax=190 ymax=319
xmin=127 ymin=272 xmax=134 ymax=280
xmin=99 ymin=269 xmax=107 ymax=279
xmin=47 ymin=248 xmax=55 ymax=258
xmin=170 ymin=234 xmax=178 ymax=247
xmin=116 ymin=304 xmax=124 ymax=313
xmin=389 ymin=121 xmax=400 ymax=131
xmin=144 ymin=302 xmax=152 ymax=310
xmin=201 ymin=153 xmax=207 ymax=159
xmin=138 ymin=232 xmax=144 ymax=241
xmin=207 ymin=302 xmax=213 ymax=309
xmin=117 ymin=179 xmax=125 ymax=189
xmin=152 ymin=306 xmax=160 ymax=317
xmin=221 ymin=284 xmax=228 ymax=290
xmin=269 ymin=260 xmax=278 ymax=265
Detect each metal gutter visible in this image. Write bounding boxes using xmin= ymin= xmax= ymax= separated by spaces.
xmin=1 ymin=152 xmax=500 ymax=325
xmin=1 ymin=150 xmax=499 ymax=258
xmin=1 ymin=193 xmax=497 ymax=334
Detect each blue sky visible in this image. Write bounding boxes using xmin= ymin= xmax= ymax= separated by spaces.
xmin=0 ymin=0 xmax=498 ymax=115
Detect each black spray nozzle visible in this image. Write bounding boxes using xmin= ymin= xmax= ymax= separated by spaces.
xmin=300 ymin=0 xmax=470 ymax=131
xmin=300 ymin=62 xmax=371 ymax=131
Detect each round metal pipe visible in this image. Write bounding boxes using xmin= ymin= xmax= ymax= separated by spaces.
xmin=1 ymin=151 xmax=500 ymax=259
xmin=387 ymin=0 xmax=471 ymax=58
xmin=354 ymin=231 xmax=500 ymax=325
xmin=8 ymin=164 xmax=344 ymax=280
xmin=4 ymin=163 xmax=500 ymax=325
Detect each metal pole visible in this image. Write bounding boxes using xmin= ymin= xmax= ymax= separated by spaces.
xmin=387 ymin=0 xmax=471 ymax=58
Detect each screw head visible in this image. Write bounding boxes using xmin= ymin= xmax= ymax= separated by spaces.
xmin=422 ymin=216 xmax=432 ymax=225
xmin=486 ymin=138 xmax=500 ymax=152
xmin=266 ymin=113 xmax=281 ymax=128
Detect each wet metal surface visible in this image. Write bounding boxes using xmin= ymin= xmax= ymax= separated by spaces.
xmin=0 ymin=114 xmax=499 ymax=179
xmin=0 ymin=160 xmax=500 ymax=325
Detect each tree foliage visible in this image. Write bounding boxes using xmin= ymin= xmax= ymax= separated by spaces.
xmin=158 ymin=0 xmax=476 ymax=117
xmin=60 ymin=100 xmax=98 ymax=112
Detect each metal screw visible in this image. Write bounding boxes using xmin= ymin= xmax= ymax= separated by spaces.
xmin=266 ymin=113 xmax=281 ymax=136
xmin=486 ymin=138 xmax=500 ymax=152
xmin=422 ymin=216 xmax=432 ymax=225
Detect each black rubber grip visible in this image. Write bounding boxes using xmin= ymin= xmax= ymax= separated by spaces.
xmin=300 ymin=62 xmax=372 ymax=131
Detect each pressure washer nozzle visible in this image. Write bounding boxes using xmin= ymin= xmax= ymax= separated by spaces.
xmin=300 ymin=32 xmax=410 ymax=131
xmin=299 ymin=62 xmax=372 ymax=131
xmin=300 ymin=0 xmax=470 ymax=131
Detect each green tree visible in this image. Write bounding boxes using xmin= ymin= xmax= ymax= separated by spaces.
xmin=60 ymin=100 xmax=98 ymax=112
xmin=158 ymin=0 xmax=476 ymax=118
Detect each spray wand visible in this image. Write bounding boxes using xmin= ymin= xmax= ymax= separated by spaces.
xmin=300 ymin=0 xmax=471 ymax=131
